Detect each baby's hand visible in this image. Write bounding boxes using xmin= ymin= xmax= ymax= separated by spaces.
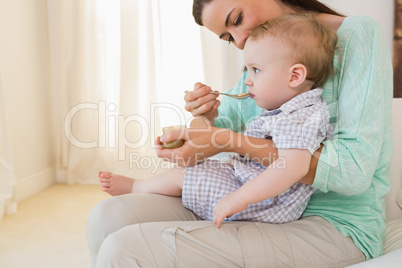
xmin=213 ymin=192 xmax=248 ymax=228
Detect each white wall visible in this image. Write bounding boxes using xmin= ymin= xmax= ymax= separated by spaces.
xmin=390 ymin=99 xmax=402 ymax=220
xmin=0 ymin=0 xmax=55 ymax=202
xmin=321 ymin=0 xmax=394 ymax=51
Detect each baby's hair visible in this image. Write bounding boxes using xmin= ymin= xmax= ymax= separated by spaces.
xmin=249 ymin=13 xmax=338 ymax=88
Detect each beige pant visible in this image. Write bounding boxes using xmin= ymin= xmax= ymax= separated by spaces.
xmin=87 ymin=193 xmax=365 ymax=268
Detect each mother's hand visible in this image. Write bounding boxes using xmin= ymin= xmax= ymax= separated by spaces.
xmin=155 ymin=123 xmax=233 ymax=167
xmin=184 ymin=82 xmax=220 ymax=124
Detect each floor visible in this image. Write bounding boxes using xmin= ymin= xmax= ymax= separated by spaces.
xmin=0 ymin=184 xmax=109 ymax=268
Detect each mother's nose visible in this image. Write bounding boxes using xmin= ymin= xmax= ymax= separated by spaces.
xmin=231 ymin=30 xmax=249 ymax=50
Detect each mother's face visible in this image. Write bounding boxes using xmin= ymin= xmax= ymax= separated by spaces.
xmin=201 ymin=0 xmax=291 ymax=49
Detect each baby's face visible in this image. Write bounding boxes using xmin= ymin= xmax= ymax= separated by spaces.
xmin=244 ymin=36 xmax=299 ymax=110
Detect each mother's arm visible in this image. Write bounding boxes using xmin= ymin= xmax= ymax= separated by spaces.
xmin=156 ymin=123 xmax=319 ymax=185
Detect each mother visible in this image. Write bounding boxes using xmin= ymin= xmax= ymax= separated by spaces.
xmin=87 ymin=0 xmax=393 ymax=267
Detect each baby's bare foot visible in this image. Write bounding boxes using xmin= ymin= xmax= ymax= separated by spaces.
xmin=98 ymin=171 xmax=135 ymax=196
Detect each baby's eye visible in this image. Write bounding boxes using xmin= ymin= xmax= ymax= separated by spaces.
xmin=253 ymin=67 xmax=260 ymax=73
xmin=227 ymin=35 xmax=234 ymax=44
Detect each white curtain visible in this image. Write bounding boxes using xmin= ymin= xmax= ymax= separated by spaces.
xmin=47 ymin=0 xmax=121 ymax=184
xmin=46 ymin=0 xmax=244 ymax=184
xmin=46 ymin=0 xmax=238 ymax=183
xmin=0 ymin=0 xmax=243 ymax=219
xmin=0 ymin=68 xmax=17 ymax=221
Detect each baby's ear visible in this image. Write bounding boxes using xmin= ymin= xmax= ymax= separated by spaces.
xmin=288 ymin=63 xmax=307 ymax=88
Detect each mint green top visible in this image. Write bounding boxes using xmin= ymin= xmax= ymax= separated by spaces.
xmin=215 ymin=16 xmax=393 ymax=260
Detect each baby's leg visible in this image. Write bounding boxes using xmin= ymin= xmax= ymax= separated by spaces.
xmin=98 ymin=166 xmax=185 ymax=197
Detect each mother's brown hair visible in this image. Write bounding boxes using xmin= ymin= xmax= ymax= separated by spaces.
xmin=192 ymin=0 xmax=343 ymax=26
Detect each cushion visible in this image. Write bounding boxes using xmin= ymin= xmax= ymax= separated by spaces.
xmin=384 ymin=218 xmax=402 ymax=254
xmin=347 ymin=248 xmax=402 ymax=267
xmin=346 ymin=217 xmax=402 ymax=267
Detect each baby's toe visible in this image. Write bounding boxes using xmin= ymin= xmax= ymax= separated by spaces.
xmin=98 ymin=171 xmax=112 ymax=179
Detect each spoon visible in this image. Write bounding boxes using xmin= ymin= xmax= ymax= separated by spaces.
xmin=184 ymin=90 xmax=250 ymax=100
